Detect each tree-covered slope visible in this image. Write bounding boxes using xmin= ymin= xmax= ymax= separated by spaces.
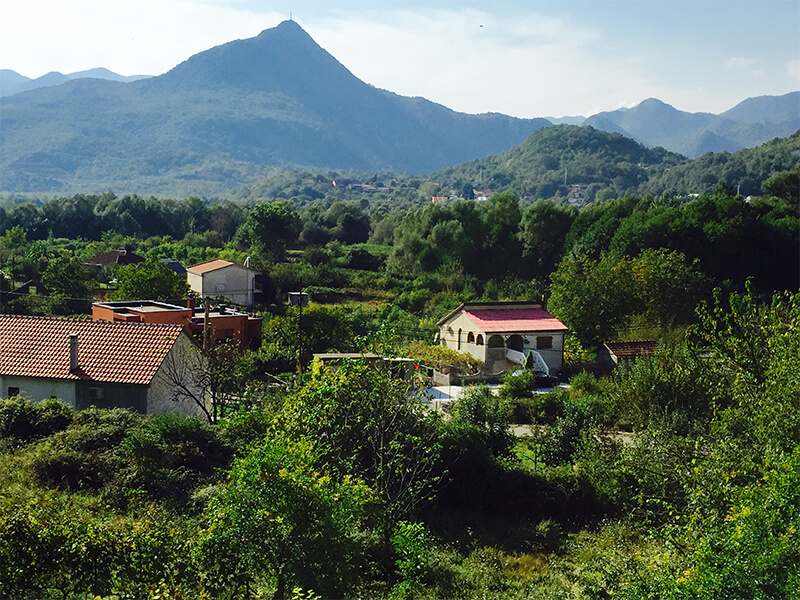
xmin=432 ymin=125 xmax=686 ymax=199
xmin=430 ymin=125 xmax=800 ymax=201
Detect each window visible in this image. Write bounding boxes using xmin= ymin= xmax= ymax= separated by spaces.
xmin=537 ymin=336 xmax=553 ymax=350
xmin=87 ymin=387 xmax=106 ymax=401
xmin=467 ymin=332 xmax=475 ymax=343
xmin=7 ymin=387 xmax=19 ymax=397
xmin=476 ymin=334 xmax=484 ymax=346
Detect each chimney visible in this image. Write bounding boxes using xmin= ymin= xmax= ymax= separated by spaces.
xmin=69 ymin=334 xmax=79 ymax=371
xmin=187 ymin=296 xmax=196 ymax=313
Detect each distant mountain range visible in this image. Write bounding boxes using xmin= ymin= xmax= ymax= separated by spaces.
xmin=0 ymin=20 xmax=797 ymax=196
xmin=583 ymin=94 xmax=800 ymax=158
xmin=0 ymin=68 xmax=149 ymax=97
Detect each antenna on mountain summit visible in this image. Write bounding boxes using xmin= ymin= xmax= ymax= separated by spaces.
xmin=289 ymin=12 xmax=293 ymax=21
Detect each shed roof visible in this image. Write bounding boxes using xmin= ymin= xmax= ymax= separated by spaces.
xmin=0 ymin=315 xmax=184 ymax=385
xmin=605 ymin=341 xmax=658 ymax=360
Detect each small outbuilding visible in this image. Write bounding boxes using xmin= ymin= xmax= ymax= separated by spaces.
xmin=596 ymin=341 xmax=658 ymax=368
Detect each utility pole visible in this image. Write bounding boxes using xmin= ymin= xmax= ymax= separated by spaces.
xmin=203 ymin=299 xmax=211 ymax=353
xmin=298 ymin=288 xmax=303 ymax=374
xmin=288 ymin=289 xmax=309 ymax=374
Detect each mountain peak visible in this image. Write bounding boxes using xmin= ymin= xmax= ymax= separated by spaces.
xmin=157 ymin=18 xmax=351 ymax=93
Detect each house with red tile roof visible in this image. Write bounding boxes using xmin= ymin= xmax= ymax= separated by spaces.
xmin=186 ymin=259 xmax=260 ymax=307
xmin=437 ymin=302 xmax=568 ymax=375
xmin=0 ymin=315 xmax=206 ymax=416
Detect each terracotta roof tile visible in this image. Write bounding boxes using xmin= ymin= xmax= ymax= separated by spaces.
xmin=0 ymin=315 xmax=184 ymax=385
xmin=464 ymin=308 xmax=568 ymax=333
xmin=605 ymin=341 xmax=658 ymax=360
xmin=187 ymin=259 xmax=234 ymax=274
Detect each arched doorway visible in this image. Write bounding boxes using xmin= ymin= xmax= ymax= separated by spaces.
xmin=487 ymin=334 xmax=504 ymax=348
xmin=507 ymin=334 xmax=524 ymax=352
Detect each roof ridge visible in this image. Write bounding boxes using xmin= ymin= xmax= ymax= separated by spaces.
xmin=0 ymin=314 xmax=183 ymax=329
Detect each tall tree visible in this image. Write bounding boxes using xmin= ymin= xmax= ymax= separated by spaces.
xmin=197 ymin=438 xmax=373 ymax=599
xmin=110 ymin=258 xmax=188 ymax=303
xmin=236 ymin=201 xmax=300 ymax=262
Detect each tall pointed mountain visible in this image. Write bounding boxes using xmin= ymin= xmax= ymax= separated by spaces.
xmin=0 ymin=20 xmax=549 ymax=194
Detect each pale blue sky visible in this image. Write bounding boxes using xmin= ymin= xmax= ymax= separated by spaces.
xmin=2 ymin=0 xmax=798 ymax=118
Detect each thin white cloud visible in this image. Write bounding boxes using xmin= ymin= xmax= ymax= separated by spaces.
xmin=725 ymin=56 xmax=757 ymax=70
xmin=788 ymin=59 xmax=800 ymax=82
xmin=1 ymin=1 xmax=796 ymax=118
xmin=306 ymin=8 xmax=653 ymax=118
xmin=0 ymin=0 xmax=280 ymax=77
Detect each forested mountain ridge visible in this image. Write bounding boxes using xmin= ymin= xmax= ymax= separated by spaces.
xmin=0 ymin=20 xmax=548 ymax=196
xmin=2 ymin=19 xmax=797 ymax=197
xmin=428 ymin=126 xmax=800 ymax=202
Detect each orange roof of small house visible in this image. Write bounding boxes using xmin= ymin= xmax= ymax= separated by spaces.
xmin=0 ymin=315 xmax=184 ymax=385
xmin=187 ymin=259 xmax=235 ymax=274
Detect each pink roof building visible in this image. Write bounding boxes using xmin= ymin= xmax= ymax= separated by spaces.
xmin=438 ymin=302 xmax=568 ymax=375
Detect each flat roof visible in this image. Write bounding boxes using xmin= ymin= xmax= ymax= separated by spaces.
xmin=94 ymin=300 xmax=188 ymax=312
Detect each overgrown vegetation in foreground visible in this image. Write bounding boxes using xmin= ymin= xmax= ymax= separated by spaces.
xmin=1 ymin=289 xmax=798 ymax=599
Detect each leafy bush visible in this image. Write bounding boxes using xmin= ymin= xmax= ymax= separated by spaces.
xmin=31 ymin=408 xmax=143 ymax=491
xmin=498 ymin=371 xmax=537 ymax=400
xmin=0 ymin=397 xmax=73 ymax=445
xmin=450 ymin=385 xmax=514 ymax=458
xmin=117 ymin=413 xmax=231 ymax=505
xmin=403 ymin=341 xmax=483 ymax=374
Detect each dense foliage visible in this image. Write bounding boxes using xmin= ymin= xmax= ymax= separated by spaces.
xmin=1 ymin=289 xmax=798 ymax=598
xmin=0 ymin=128 xmax=797 ymax=599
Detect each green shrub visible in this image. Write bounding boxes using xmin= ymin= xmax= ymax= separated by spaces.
xmin=117 ymin=413 xmax=231 ymax=505
xmin=32 ymin=408 xmax=144 ymax=491
xmin=0 ymin=397 xmax=73 ymax=445
xmin=498 ymin=371 xmax=537 ymax=400
xmin=450 ymin=385 xmax=514 ymax=458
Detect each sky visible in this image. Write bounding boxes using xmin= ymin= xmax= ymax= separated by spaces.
xmin=2 ymin=0 xmax=799 ymax=119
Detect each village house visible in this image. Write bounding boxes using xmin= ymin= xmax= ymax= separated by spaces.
xmin=437 ymin=302 xmax=568 ymax=376
xmin=186 ymin=259 xmax=260 ymax=307
xmin=92 ymin=299 xmax=262 ymax=351
xmin=0 ymin=315 xmax=206 ymax=415
xmin=87 ymin=249 xmax=146 ymax=270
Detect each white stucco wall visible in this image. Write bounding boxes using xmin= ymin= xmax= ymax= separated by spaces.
xmin=188 ymin=264 xmax=256 ymax=306
xmin=149 ymin=333 xmax=209 ymax=417
xmin=0 ymin=376 xmax=76 ymax=405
